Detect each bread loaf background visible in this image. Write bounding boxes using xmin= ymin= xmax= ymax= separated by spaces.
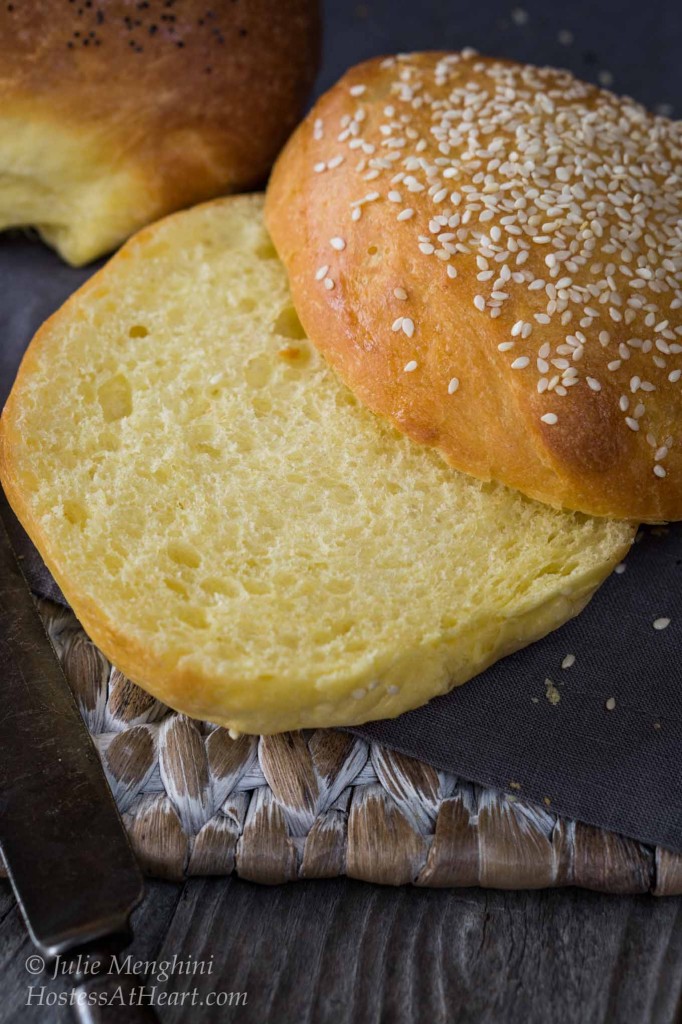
xmin=0 ymin=195 xmax=632 ymax=734
xmin=0 ymin=0 xmax=320 ymax=265
xmin=266 ymin=51 xmax=682 ymax=522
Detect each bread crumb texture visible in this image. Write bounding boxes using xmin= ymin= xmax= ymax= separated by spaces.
xmin=265 ymin=50 xmax=682 ymax=521
xmin=0 ymin=195 xmax=633 ymax=733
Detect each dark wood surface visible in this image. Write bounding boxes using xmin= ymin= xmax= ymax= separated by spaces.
xmin=1 ymin=878 xmax=680 ymax=1023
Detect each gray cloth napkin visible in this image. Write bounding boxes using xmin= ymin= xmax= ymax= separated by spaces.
xmin=1 ymin=0 xmax=681 ymax=851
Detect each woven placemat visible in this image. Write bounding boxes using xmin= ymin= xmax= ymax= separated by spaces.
xmin=5 ymin=598 xmax=678 ymax=895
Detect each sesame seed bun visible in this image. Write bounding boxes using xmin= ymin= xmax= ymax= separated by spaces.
xmin=0 ymin=0 xmax=320 ymax=265
xmin=265 ymin=50 xmax=682 ymax=521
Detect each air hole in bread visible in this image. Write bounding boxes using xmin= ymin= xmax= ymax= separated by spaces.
xmin=367 ymin=245 xmax=378 ymax=255
xmin=98 ymin=375 xmax=132 ymax=422
xmin=128 ymin=325 xmax=149 ymax=338
xmin=178 ymin=607 xmax=208 ymax=629
xmin=201 ymin=576 xmax=241 ymax=598
xmin=237 ymin=297 xmax=256 ymax=313
xmin=165 ymin=578 xmax=189 ymax=598
xmin=243 ymin=354 xmax=272 ymax=388
xmin=242 ymin=578 xmax=270 ymax=596
xmin=167 ymin=541 xmax=201 ymax=569
xmin=62 ymin=499 xmax=87 ymax=526
xmin=273 ymin=305 xmax=306 ymax=340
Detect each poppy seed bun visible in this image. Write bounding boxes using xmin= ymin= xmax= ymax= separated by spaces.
xmin=0 ymin=0 xmax=320 ymax=265
xmin=0 ymin=195 xmax=632 ymax=734
xmin=266 ymin=50 xmax=682 ymax=521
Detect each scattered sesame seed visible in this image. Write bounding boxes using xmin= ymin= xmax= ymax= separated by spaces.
xmin=586 ymin=377 xmax=602 ymax=392
xmin=511 ymin=7 xmax=529 ymax=25
xmin=557 ymin=29 xmax=574 ymax=45
xmin=323 ymin=277 xmax=334 ymax=290
xmin=653 ymin=617 xmax=670 ymax=630
xmin=387 ymin=685 xmax=400 ymax=696
xmin=615 ymin=563 xmax=626 ymax=574
xmin=448 ymin=376 xmax=460 ymax=394
xmin=605 ymin=697 xmax=616 ymax=711
xmin=397 ymin=208 xmax=414 ymax=221
xmin=541 ymin=412 xmax=558 ymax=425
xmin=329 ymin=236 xmax=346 ymax=251
xmin=352 ymin=688 xmax=366 ymax=699
xmin=473 ymin=295 xmax=486 ymax=311
xmin=391 ymin=317 xmax=404 ymax=332
xmin=625 ymin=417 xmax=640 ymax=431
xmin=598 ymin=70 xmax=614 ymax=87
xmin=404 ymin=360 xmax=418 ymax=372
xmin=562 ymin=654 xmax=575 ymax=669
xmin=511 ymin=356 xmax=530 ymax=369
xmin=654 ymin=465 xmax=667 ymax=478
xmin=402 ymin=318 xmax=415 ymax=337
xmin=350 ymin=84 xmax=366 ymax=96
xmin=393 ymin=287 xmax=408 ymax=300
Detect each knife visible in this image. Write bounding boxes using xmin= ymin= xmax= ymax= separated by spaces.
xmin=0 ymin=489 xmax=158 ymax=1023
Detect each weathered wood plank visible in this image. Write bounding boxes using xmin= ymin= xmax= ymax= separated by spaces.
xmin=1 ymin=874 xmax=681 ymax=1023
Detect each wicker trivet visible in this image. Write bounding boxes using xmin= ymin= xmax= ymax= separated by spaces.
xmin=5 ymin=598 xmax=679 ymax=894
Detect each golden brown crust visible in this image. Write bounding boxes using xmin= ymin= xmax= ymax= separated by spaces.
xmin=0 ymin=0 xmax=320 ymax=262
xmin=265 ymin=51 xmax=682 ymax=521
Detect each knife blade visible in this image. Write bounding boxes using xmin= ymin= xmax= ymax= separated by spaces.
xmin=0 ymin=487 xmax=158 ymax=1020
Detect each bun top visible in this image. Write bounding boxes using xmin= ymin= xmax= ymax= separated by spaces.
xmin=0 ymin=0 xmax=320 ymax=264
xmin=266 ymin=50 xmax=682 ymax=521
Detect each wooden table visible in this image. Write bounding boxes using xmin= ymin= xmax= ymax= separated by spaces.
xmin=2 ymin=878 xmax=680 ymax=1022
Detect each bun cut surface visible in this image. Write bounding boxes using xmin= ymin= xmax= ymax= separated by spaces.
xmin=266 ymin=50 xmax=682 ymax=521
xmin=0 ymin=0 xmax=319 ymax=265
xmin=0 ymin=196 xmax=631 ymax=734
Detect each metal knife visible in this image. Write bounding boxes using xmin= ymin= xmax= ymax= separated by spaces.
xmin=0 ymin=489 xmax=158 ymax=1023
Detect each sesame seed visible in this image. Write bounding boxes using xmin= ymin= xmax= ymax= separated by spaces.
xmin=605 ymin=697 xmax=617 ymax=711
xmin=562 ymin=654 xmax=575 ymax=669
xmin=541 ymin=412 xmax=558 ymax=425
xmin=310 ymin=53 xmax=681 ymax=485
xmin=653 ymin=617 xmax=670 ymax=630
xmin=404 ymin=360 xmax=418 ymax=372
xmin=448 ymin=376 xmax=460 ymax=394
xmin=387 ymin=685 xmax=400 ymax=696
xmin=615 ymin=563 xmax=626 ymax=574
xmin=330 ymin=237 xmax=346 ymax=251
xmin=323 ymin=278 xmax=334 ymax=290
xmin=391 ymin=317 xmax=404 ymax=332
xmin=352 ymin=688 xmax=366 ymax=699
xmin=654 ymin=465 xmax=667 ymax=478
